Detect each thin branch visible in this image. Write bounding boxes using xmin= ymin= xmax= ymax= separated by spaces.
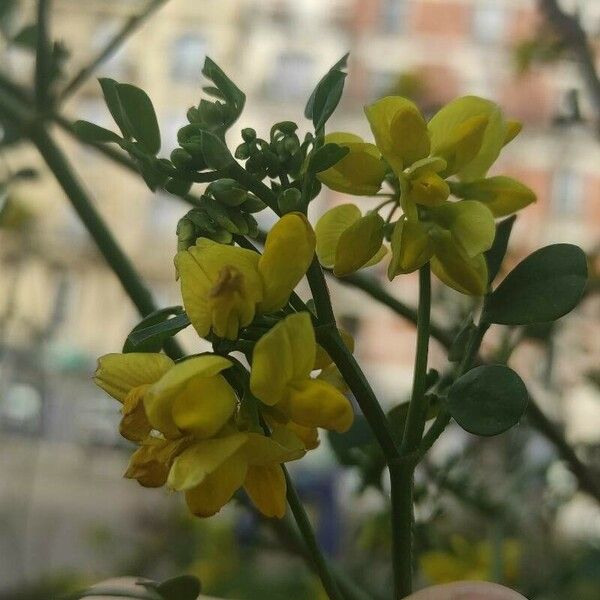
xmin=34 ymin=0 xmax=52 ymax=109
xmin=538 ymin=0 xmax=600 ymax=126
xmin=58 ymin=0 xmax=170 ymax=103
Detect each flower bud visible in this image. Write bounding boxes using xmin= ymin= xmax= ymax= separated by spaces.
xmin=408 ymin=172 xmax=450 ymax=207
xmin=207 ymin=178 xmax=248 ymax=206
xmin=278 ymin=188 xmax=303 ymax=214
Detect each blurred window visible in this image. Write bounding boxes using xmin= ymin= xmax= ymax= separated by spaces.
xmin=472 ymin=3 xmax=507 ymax=44
xmin=551 ymin=170 xmax=583 ymax=217
xmin=171 ymin=34 xmax=208 ymax=82
xmin=92 ymin=20 xmax=131 ymax=79
xmin=267 ymin=51 xmax=315 ymax=101
xmin=379 ymin=0 xmax=408 ymax=34
xmin=0 ymin=382 xmax=42 ymax=434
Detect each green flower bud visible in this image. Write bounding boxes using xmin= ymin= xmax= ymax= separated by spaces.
xmin=242 ymin=128 xmax=256 ymax=142
xmin=239 ymin=194 xmax=266 ymax=213
xmin=235 ymin=143 xmax=251 ymax=160
xmin=176 ymin=216 xmax=197 ymax=251
xmin=170 ymin=148 xmax=193 ymax=170
xmin=207 ymin=178 xmax=248 ymax=206
xmin=278 ymin=188 xmax=303 ymax=214
xmin=165 ymin=177 xmax=192 ymax=196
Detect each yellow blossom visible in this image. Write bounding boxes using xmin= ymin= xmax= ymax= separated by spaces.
xmin=176 ymin=213 xmax=315 ymax=340
xmin=315 ymin=204 xmax=387 ymax=276
xmin=250 ymin=312 xmax=354 ymax=432
xmin=316 ymin=132 xmax=387 ymax=196
xmin=94 ymin=352 xmax=174 ymax=441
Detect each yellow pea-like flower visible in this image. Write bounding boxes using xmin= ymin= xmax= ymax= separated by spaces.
xmin=317 ymin=132 xmax=386 ymax=196
xmin=428 ymin=95 xmax=507 ymax=181
xmin=176 ymin=213 xmax=315 ymax=340
xmin=388 ymin=217 xmax=434 ymax=279
xmin=144 ymin=355 xmax=236 ymax=440
xmin=94 ymin=352 xmax=174 ymax=441
xmin=407 ymin=171 xmax=450 ymax=207
xmin=250 ymin=312 xmax=354 ymax=433
xmin=452 ymin=175 xmax=536 ymax=217
xmin=365 ymin=96 xmax=430 ymax=175
xmin=315 ymin=204 xmax=387 ymax=276
xmin=168 ymin=426 xmax=305 ymax=518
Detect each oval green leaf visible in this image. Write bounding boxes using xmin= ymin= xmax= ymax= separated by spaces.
xmin=447 ymin=365 xmax=528 ymax=436
xmin=73 ymin=120 xmax=122 ymax=145
xmin=484 ymin=243 xmax=587 ymax=325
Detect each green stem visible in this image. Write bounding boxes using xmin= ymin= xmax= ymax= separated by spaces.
xmin=389 ymin=264 xmax=431 ymax=598
xmin=57 ymin=0 xmax=170 ymax=103
xmin=307 ymin=258 xmax=337 ymax=326
xmin=318 ymin=328 xmax=399 ymax=461
xmin=284 ymin=467 xmax=345 ymax=600
xmin=29 ymin=126 xmax=184 ymax=360
xmin=35 ymin=0 xmax=52 ymax=110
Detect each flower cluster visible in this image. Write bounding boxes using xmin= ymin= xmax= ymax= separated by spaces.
xmin=95 ymin=215 xmax=353 ymax=519
xmin=317 ymin=95 xmax=536 ymax=295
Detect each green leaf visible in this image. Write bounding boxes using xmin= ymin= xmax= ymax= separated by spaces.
xmin=305 ymin=53 xmax=348 ymax=120
xmin=157 ymin=575 xmax=201 ymax=600
xmin=308 ymin=143 xmax=349 ymax=173
xmin=484 ymin=243 xmax=587 ymax=325
xmin=114 ymin=83 xmax=161 ymax=154
xmin=99 ymin=78 xmax=132 ymax=139
xmin=73 ymin=120 xmax=122 ymax=144
xmin=447 ymin=365 xmax=528 ymax=436
xmin=123 ymin=307 xmax=189 ymax=353
xmin=11 ymin=23 xmax=37 ymax=49
xmin=201 ymin=57 xmax=245 ymax=131
xmin=305 ymin=54 xmax=349 ymax=131
xmin=485 ymin=214 xmax=516 ymax=284
xmin=199 ymin=130 xmax=236 ymax=170
xmin=98 ymin=79 xmax=161 ymax=154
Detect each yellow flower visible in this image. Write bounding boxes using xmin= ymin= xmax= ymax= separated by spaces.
xmin=420 ymin=536 xmax=521 ymax=585
xmin=388 ymin=199 xmax=495 ymax=295
xmin=176 ymin=213 xmax=315 ymax=340
xmin=168 ymin=426 xmax=305 ymax=518
xmin=94 ymin=352 xmax=174 ymax=441
xmin=316 ymin=132 xmax=387 ymax=196
xmin=315 ymin=204 xmax=387 ymax=276
xmin=250 ymin=312 xmax=354 ymax=432
xmin=144 ymin=355 xmax=237 ymax=440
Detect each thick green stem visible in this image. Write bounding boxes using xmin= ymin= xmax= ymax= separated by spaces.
xmin=389 ymin=264 xmax=431 ymax=598
xmin=318 ymin=328 xmax=399 ymax=460
xmin=35 ymin=0 xmax=52 ymax=109
xmin=284 ymin=467 xmax=345 ymax=600
xmin=29 ymin=126 xmax=184 ymax=360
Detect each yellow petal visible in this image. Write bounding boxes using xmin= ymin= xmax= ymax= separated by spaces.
xmin=244 ymin=428 xmax=305 ymax=465
xmin=454 ymin=176 xmax=536 ymax=217
xmin=282 ymin=379 xmax=354 ymax=432
xmin=407 ymin=172 xmax=450 ymax=207
xmin=315 ymin=204 xmax=361 ymax=267
xmin=317 ymin=363 xmax=349 ymax=393
xmin=430 ymin=232 xmax=488 ymax=296
xmin=503 ymin=120 xmax=522 ymax=146
xmin=94 ymin=352 xmax=174 ymax=402
xmin=176 ymin=238 xmax=262 ymax=339
xmin=185 ymin=452 xmax=248 ymax=518
xmin=388 ymin=217 xmax=434 ymax=279
xmin=168 ymin=433 xmax=248 ymax=491
xmin=428 ymin=96 xmax=506 ymax=181
xmin=171 ymin=374 xmax=238 ymax=438
xmin=284 ymin=422 xmax=320 ymax=450
xmin=317 ymin=132 xmax=386 ymax=196
xmin=244 ymin=464 xmax=287 ymax=518
xmin=144 ymin=355 xmax=233 ymax=439
xmin=124 ymin=437 xmax=186 ymax=488
xmin=428 ymin=200 xmax=496 ymax=257
xmin=120 ymin=385 xmax=152 ymax=442
xmin=250 ymin=312 xmax=316 ymax=406
xmin=334 ymin=212 xmax=385 ymax=276
xmin=362 ymin=244 xmax=388 ymax=269
xmin=258 ymin=213 xmax=316 ymax=313
xmin=365 ymin=96 xmax=430 ymax=173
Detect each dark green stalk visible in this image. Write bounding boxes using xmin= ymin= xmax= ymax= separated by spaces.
xmin=35 ymin=0 xmax=52 ymax=110
xmin=389 ymin=264 xmax=431 ymax=598
xmin=284 ymin=467 xmax=345 ymax=600
xmin=318 ymin=328 xmax=399 ymax=460
xmin=29 ymin=126 xmax=184 ymax=360
xmin=58 ymin=0 xmax=170 ymax=103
